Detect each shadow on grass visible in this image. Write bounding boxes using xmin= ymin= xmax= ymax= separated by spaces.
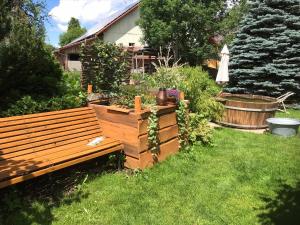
xmin=258 ymin=181 xmax=300 ymax=225
xmin=0 ymin=154 xmax=120 ymax=225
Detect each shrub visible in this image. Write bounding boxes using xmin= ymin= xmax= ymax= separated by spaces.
xmin=111 ymin=85 xmax=155 ymax=109
xmin=130 ymin=66 xmax=223 ymax=121
xmin=81 ymin=40 xmax=129 ymax=93
xmin=0 ymin=1 xmax=63 ymax=111
xmin=0 ymin=72 xmax=86 ymax=117
xmin=176 ymin=101 xmax=214 ymax=147
xmin=178 ymin=66 xmax=224 ymax=121
xmin=59 ymin=71 xmax=83 ymax=96
xmin=188 ymin=113 xmax=214 ymax=146
xmin=0 ymin=94 xmax=86 ymax=117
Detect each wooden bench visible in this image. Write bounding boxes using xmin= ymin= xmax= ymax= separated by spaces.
xmin=0 ymin=107 xmax=123 ymax=189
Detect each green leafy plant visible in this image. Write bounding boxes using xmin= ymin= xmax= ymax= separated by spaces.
xmin=189 ymin=113 xmax=214 ymax=146
xmin=111 ymin=85 xmax=155 ymax=109
xmin=133 ymin=66 xmax=224 ymax=121
xmin=0 ymin=72 xmax=87 ymax=117
xmin=147 ymin=107 xmax=159 ymax=158
xmin=81 ymin=40 xmax=129 ymax=93
xmin=0 ymin=0 xmax=63 ymax=112
xmin=177 ymin=100 xmax=214 ymax=147
xmin=178 ymin=66 xmax=224 ymax=121
xmin=176 ymin=100 xmax=189 ymax=148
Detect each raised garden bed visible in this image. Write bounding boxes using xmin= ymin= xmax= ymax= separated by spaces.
xmin=89 ymin=103 xmax=180 ymax=169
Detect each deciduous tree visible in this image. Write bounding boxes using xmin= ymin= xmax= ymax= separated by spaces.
xmin=0 ymin=0 xmax=62 ymax=111
xmin=139 ymin=0 xmax=225 ymax=65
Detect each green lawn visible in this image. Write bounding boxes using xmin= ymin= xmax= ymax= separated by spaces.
xmin=1 ymin=110 xmax=299 ymax=225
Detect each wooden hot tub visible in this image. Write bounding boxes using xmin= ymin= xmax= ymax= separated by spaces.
xmin=217 ymin=93 xmax=279 ymax=129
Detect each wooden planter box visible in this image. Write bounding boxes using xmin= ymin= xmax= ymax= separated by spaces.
xmin=89 ymin=104 xmax=180 ymax=169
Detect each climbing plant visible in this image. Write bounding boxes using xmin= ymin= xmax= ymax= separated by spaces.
xmin=176 ymin=100 xmax=189 ymax=148
xmin=147 ymin=107 xmax=159 ymax=159
xmin=80 ymin=40 xmax=129 ymax=93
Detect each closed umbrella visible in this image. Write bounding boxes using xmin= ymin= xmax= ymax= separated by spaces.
xmin=216 ymin=44 xmax=229 ymax=84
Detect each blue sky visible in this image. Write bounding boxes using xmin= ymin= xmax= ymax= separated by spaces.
xmin=45 ymin=0 xmax=137 ymax=47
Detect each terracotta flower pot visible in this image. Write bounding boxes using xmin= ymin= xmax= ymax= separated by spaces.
xmin=156 ymin=88 xmax=168 ymax=106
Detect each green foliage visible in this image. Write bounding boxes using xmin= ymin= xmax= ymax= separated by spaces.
xmin=139 ymin=0 xmax=225 ymax=64
xmin=59 ymin=17 xmax=87 ymax=46
xmin=0 ymin=0 xmax=63 ymax=113
xmin=1 ymin=72 xmax=87 ymax=117
xmin=131 ymin=66 xmax=223 ymax=121
xmin=219 ymin=0 xmax=249 ymax=43
xmin=176 ymin=101 xmax=189 ymax=147
xmin=59 ymin=71 xmax=83 ymax=96
xmin=177 ymin=101 xmax=214 ymax=147
xmin=111 ymin=85 xmax=155 ymax=109
xmin=147 ymin=107 xmax=159 ymax=156
xmin=81 ymin=40 xmax=129 ymax=93
xmin=151 ymin=66 xmax=184 ymax=89
xmin=178 ymin=67 xmax=224 ymax=121
xmin=226 ymin=0 xmax=300 ymax=99
xmin=189 ymin=113 xmax=214 ymax=146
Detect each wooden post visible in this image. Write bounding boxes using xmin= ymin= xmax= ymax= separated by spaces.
xmin=87 ymin=84 xmax=93 ymax=94
xmin=135 ymin=96 xmax=142 ymax=113
xmin=179 ymin=91 xmax=185 ymax=101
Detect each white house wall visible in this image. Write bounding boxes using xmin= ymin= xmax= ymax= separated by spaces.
xmin=67 ymin=60 xmax=82 ymax=71
xmin=103 ymin=9 xmax=143 ymax=47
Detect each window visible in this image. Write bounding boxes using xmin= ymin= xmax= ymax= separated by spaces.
xmin=68 ymin=54 xmax=80 ymax=61
xmin=129 ymin=43 xmax=135 ymax=47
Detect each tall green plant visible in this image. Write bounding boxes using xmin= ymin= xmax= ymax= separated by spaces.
xmin=0 ymin=0 xmax=63 ymax=112
xmin=81 ymin=40 xmax=129 ymax=93
xmin=139 ymin=0 xmax=224 ymax=64
xmin=226 ymin=0 xmax=300 ymax=99
xmin=179 ymin=67 xmax=223 ymax=121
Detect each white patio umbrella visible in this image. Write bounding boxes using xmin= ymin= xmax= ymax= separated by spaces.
xmin=216 ymin=44 xmax=230 ymax=84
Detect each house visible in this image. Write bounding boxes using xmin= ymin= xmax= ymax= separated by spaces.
xmin=55 ymin=1 xmax=146 ymax=72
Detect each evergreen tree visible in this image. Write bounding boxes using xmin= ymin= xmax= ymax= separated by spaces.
xmin=226 ymin=0 xmax=300 ymax=99
xmin=59 ymin=17 xmax=86 ymax=46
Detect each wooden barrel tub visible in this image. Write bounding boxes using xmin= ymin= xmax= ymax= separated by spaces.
xmin=217 ymin=93 xmax=279 ymax=129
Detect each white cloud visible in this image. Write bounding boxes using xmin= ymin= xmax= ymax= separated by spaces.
xmin=57 ymin=23 xmax=68 ymax=32
xmin=49 ymin=0 xmax=137 ymax=28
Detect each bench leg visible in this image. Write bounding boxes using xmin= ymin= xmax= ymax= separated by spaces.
xmin=117 ymin=151 xmax=124 ymax=170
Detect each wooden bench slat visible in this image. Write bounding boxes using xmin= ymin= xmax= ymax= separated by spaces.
xmin=0 ymin=139 xmax=121 ymax=180
xmin=1 ymin=132 xmax=102 ymax=160
xmin=0 ymin=113 xmax=97 ymax=133
xmin=0 ymin=107 xmax=93 ymax=123
xmin=0 ymin=145 xmax=123 ymax=189
xmin=0 ymin=109 xmax=95 ymax=130
xmin=0 ymin=125 xmax=101 ymax=150
xmin=0 ymin=117 xmax=99 ymax=139
xmin=0 ymin=138 xmax=116 ymax=168
xmin=0 ymin=139 xmax=93 ymax=165
xmin=0 ymin=139 xmax=120 ymax=174
xmin=0 ymin=129 xmax=102 ymax=155
xmin=0 ymin=121 xmax=100 ymax=145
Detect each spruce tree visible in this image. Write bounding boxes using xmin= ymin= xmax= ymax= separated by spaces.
xmin=226 ymin=0 xmax=300 ymax=99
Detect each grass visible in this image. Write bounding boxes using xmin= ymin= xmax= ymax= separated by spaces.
xmin=276 ymin=109 xmax=300 ymax=119
xmin=0 ymin=110 xmax=299 ymax=225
